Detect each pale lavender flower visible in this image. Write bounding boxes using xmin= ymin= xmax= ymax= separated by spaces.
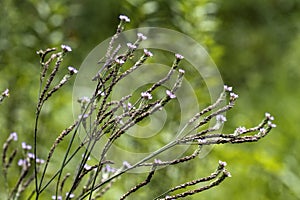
xmin=22 ymin=142 xmax=32 ymax=150
xmin=166 ymin=90 xmax=176 ymax=99
xmin=104 ymin=165 xmax=116 ymax=173
xmin=154 ymin=159 xmax=162 ymax=164
xmin=259 ymin=128 xmax=266 ymax=133
xmin=137 ymin=33 xmax=147 ymax=40
xmin=10 ymin=132 xmax=18 ymax=141
xmin=78 ymin=96 xmax=90 ymax=104
xmin=144 ymin=49 xmax=153 ymax=57
xmin=235 ymin=126 xmax=247 ymax=134
xmin=84 ymin=164 xmax=91 ymax=170
xmin=127 ymin=42 xmax=137 ymax=50
xmin=175 ymin=53 xmax=184 ymax=60
xmin=27 ymin=152 xmax=35 ymax=159
xmin=123 ymin=161 xmax=131 ymax=168
xmin=216 ymin=114 xmax=227 ymax=123
xmin=18 ymin=159 xmax=25 ymax=166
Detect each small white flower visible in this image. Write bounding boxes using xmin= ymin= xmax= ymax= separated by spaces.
xmin=52 ymin=195 xmax=62 ymax=200
xmin=104 ymin=165 xmax=116 ymax=173
xmin=166 ymin=90 xmax=176 ymax=99
xmin=154 ymin=159 xmax=162 ymax=164
xmin=230 ymin=92 xmax=239 ymax=100
xmin=141 ymin=92 xmax=152 ymax=100
xmin=2 ymin=89 xmax=9 ymax=97
xmin=78 ymin=114 xmax=89 ymax=119
xmin=224 ymin=170 xmax=232 ymax=177
xmin=235 ymin=126 xmax=247 ymax=134
xmin=137 ymin=33 xmax=147 ymax=40
xmin=219 ymin=160 xmax=227 ymax=167
xmin=178 ymin=69 xmax=185 ymax=74
xmin=36 ymin=158 xmax=45 ymax=164
xmin=259 ymin=128 xmax=266 ymax=133
xmin=123 ymin=161 xmax=131 ymax=168
xmin=18 ymin=159 xmax=25 ymax=166
xmin=22 ymin=142 xmax=32 ymax=150
xmin=84 ymin=164 xmax=91 ymax=170
xmin=224 ymin=85 xmax=233 ymax=92
xmin=115 ymin=58 xmax=125 ymax=65
xmin=78 ymin=96 xmax=90 ymax=104
xmin=268 ymin=121 xmax=277 ymax=128
xmin=61 ymin=44 xmax=72 ymax=52
xmin=127 ymin=102 xmax=135 ymax=110
xmin=10 ymin=132 xmax=18 ymax=141
xmin=175 ymin=53 xmax=184 ymax=60
xmin=216 ymin=114 xmax=227 ymax=123
xmin=144 ymin=49 xmax=153 ymax=57
xmin=265 ymin=112 xmax=274 ymax=121
xmin=127 ymin=42 xmax=137 ymax=50
xmin=119 ymin=15 xmax=130 ymax=22
xmin=27 ymin=152 xmax=35 ymax=159
xmin=66 ymin=193 xmax=75 ymax=198
xmin=68 ymin=66 xmax=78 ymax=75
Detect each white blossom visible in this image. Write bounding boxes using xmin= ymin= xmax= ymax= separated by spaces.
xmin=166 ymin=90 xmax=176 ymax=99
xmin=119 ymin=15 xmax=130 ymax=22
xmin=61 ymin=44 xmax=72 ymax=52
xmin=175 ymin=53 xmax=184 ymax=60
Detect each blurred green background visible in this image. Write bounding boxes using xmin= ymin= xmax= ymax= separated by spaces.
xmin=1 ymin=0 xmax=300 ymax=199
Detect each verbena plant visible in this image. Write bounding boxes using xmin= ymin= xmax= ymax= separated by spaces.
xmin=1 ymin=15 xmax=276 ymax=200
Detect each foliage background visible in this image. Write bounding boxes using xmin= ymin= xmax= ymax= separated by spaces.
xmin=1 ymin=0 xmax=300 ymax=199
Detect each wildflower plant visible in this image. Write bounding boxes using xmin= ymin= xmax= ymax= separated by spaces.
xmin=1 ymin=15 xmax=276 ymax=199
